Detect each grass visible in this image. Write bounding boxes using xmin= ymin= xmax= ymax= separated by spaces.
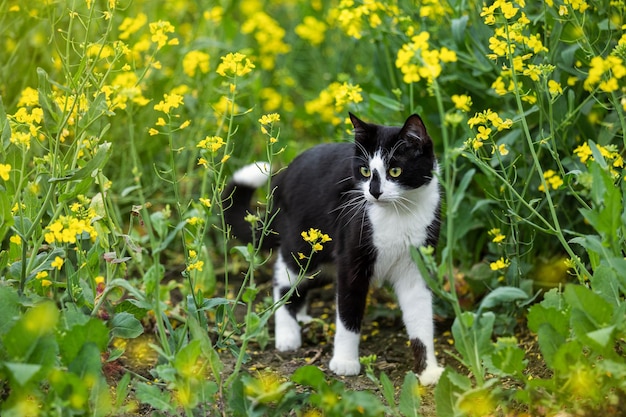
xmin=0 ymin=0 xmax=625 ymax=415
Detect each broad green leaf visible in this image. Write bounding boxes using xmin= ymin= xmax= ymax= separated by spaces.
xmin=134 ymin=381 xmax=175 ymax=412
xmin=370 ymin=93 xmax=404 ymax=111
xmin=3 ymin=362 xmax=42 ymax=386
xmin=477 ymin=286 xmax=529 ymax=316
xmin=291 ymin=365 xmax=327 ymax=388
xmin=0 ymin=286 xmax=20 ymax=335
xmin=110 ymin=312 xmax=144 ymax=339
xmin=59 ymin=318 xmax=109 ymax=365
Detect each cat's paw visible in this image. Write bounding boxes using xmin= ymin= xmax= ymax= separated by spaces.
xmin=275 ymin=331 xmax=301 ymax=352
xmin=418 ymin=364 xmax=444 ymax=386
xmin=329 ymin=357 xmax=361 ymax=376
xmin=296 ymin=313 xmax=313 ymax=324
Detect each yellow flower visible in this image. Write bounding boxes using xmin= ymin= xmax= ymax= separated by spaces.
xmin=476 ymin=126 xmax=492 ymax=140
xmin=539 ymin=170 xmax=563 ymax=192
xmin=295 ymin=16 xmax=327 ymax=46
xmin=199 ymin=198 xmax=211 ymax=208
xmin=154 ymin=93 xmax=184 ymax=114
xmin=259 ymin=113 xmax=281 ymax=126
xmin=36 ymin=271 xmax=49 ymax=280
xmin=488 ymin=228 xmax=506 ymax=243
xmin=197 ymin=136 xmax=225 ymax=152
xmin=216 ymin=52 xmax=255 ymax=77
xmin=182 ymin=50 xmax=210 ymax=77
xmin=451 ymin=94 xmax=472 ymax=112
xmin=0 ymin=163 xmax=11 ymax=181
xmin=492 ymin=143 xmax=509 ymax=156
xmin=148 ymin=128 xmax=159 ymax=136
xmin=10 ymin=235 xmax=21 ymax=245
xmin=51 ymin=256 xmax=64 ymax=270
xmin=548 ymin=79 xmax=563 ymax=96
xmin=490 ymin=257 xmax=510 ymax=271
xmin=187 ymin=261 xmax=204 ymax=272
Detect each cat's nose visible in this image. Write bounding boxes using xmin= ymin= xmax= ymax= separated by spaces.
xmin=369 ymin=171 xmax=382 ymax=199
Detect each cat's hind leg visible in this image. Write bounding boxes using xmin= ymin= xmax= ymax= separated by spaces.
xmin=273 ymin=253 xmax=304 ymax=351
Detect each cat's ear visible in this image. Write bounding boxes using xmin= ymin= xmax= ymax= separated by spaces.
xmin=349 ymin=112 xmax=371 ymax=140
xmin=400 ymin=114 xmax=430 ymax=143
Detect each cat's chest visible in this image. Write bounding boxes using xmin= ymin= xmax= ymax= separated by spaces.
xmin=366 ymin=188 xmax=439 ymax=282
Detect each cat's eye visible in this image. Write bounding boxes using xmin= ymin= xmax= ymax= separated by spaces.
xmin=389 ymin=167 xmax=402 ymax=178
xmin=360 ymin=166 xmax=371 ymax=177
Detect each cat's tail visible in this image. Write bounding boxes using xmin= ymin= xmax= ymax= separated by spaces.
xmin=222 ymin=162 xmax=278 ymax=249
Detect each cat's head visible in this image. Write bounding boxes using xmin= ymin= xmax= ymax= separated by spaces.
xmin=349 ymin=113 xmax=437 ymax=203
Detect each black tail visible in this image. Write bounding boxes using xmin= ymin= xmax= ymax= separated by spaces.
xmin=222 ymin=162 xmax=279 ymax=250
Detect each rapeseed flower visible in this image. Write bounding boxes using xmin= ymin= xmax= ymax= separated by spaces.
xmin=0 ymin=163 xmax=10 ymax=181
xmin=301 ymin=228 xmax=332 ymax=252
xmin=489 ymin=228 xmax=506 ymax=243
xmin=182 ymin=50 xmax=210 ymax=77
xmin=216 ymin=52 xmax=255 ymax=77
xmin=154 ymin=93 xmax=184 ymax=114
xmin=197 ymin=136 xmax=225 ymax=152
xmin=490 ymin=257 xmax=510 ymax=271
xmin=451 ymin=94 xmax=472 ymax=112
xmin=538 ymin=170 xmax=563 ymax=192
xmin=295 ymin=16 xmax=327 ymax=45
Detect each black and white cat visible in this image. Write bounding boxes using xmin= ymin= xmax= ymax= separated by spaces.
xmin=223 ymin=113 xmax=444 ymax=385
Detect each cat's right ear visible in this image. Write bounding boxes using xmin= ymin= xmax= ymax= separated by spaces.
xmin=349 ymin=113 xmax=371 ymax=144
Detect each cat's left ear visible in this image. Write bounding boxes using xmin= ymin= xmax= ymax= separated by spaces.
xmin=400 ymin=114 xmax=430 ymax=144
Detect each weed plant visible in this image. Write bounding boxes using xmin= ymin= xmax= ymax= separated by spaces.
xmin=0 ymin=0 xmax=625 ymax=416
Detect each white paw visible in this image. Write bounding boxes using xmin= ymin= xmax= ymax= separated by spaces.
xmin=275 ymin=330 xmax=301 ymax=352
xmin=418 ymin=364 xmax=444 ymax=386
xmin=296 ymin=313 xmax=313 ymax=324
xmin=329 ymin=357 xmax=361 ymax=376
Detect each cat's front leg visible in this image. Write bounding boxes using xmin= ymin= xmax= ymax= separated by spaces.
xmin=273 ymin=254 xmax=302 ymax=351
xmin=329 ymin=271 xmax=369 ymax=376
xmin=394 ymin=271 xmax=444 ymax=385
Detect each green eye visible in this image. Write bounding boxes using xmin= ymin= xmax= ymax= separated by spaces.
xmin=360 ymin=166 xmax=371 ymax=177
xmin=389 ymin=167 xmax=402 ymax=178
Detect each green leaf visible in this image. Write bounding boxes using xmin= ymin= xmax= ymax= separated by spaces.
xmin=134 ymin=381 xmax=175 ymax=412
xmin=0 ymin=286 xmax=20 ymax=335
xmin=476 ymin=286 xmax=529 ymax=316
xmin=564 ymin=284 xmax=612 ymax=328
xmin=291 ymin=365 xmax=327 ymax=388
xmin=3 ymin=362 xmax=42 ymax=386
xmin=59 ymin=318 xmax=109 ymax=365
xmin=370 ymin=93 xmax=404 ymax=111
xmin=399 ymin=372 xmax=421 ymax=417
xmin=434 ymin=368 xmax=466 ymax=417
xmin=489 ymin=337 xmax=527 ymax=377
xmin=379 ymin=372 xmax=396 ymax=411
xmin=49 ymin=142 xmax=112 ymax=183
xmin=110 ymin=312 xmax=144 ymax=339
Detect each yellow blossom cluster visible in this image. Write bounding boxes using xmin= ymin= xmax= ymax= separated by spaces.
xmin=241 ymin=8 xmax=290 ymax=71
xmin=395 ymin=31 xmax=457 ymax=85
xmin=301 ymin=228 xmax=332 ymax=253
xmin=490 ymin=257 xmax=510 ymax=271
xmin=482 ymin=1 xmax=555 ymax=103
xmin=305 ymin=82 xmax=363 ymax=125
xmin=197 ymin=136 xmax=225 ymax=153
xmin=182 ymin=50 xmax=210 ymax=77
xmin=149 ymin=20 xmax=178 ymax=49
xmin=583 ymin=55 xmax=626 ymax=93
xmin=295 ymin=16 xmax=327 ymax=46
xmin=538 ymin=170 xmax=564 ymax=192
xmin=466 ymin=109 xmax=513 ymax=150
xmin=44 ymin=214 xmax=98 ymax=245
xmin=574 ymin=142 xmax=624 ymax=169
xmin=488 ymin=228 xmax=506 ymax=243
xmin=329 ymin=0 xmax=398 ymax=40
xmin=101 ymin=70 xmax=150 ymax=111
xmin=8 ymin=87 xmax=44 ymax=150
xmin=215 ymin=52 xmax=255 ymax=78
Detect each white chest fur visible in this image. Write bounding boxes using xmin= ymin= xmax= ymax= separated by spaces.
xmin=367 ymin=178 xmax=440 ymax=284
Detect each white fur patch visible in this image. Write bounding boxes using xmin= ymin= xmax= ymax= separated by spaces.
xmin=232 ymin=162 xmax=271 ymax=188
xmin=273 ymin=253 xmax=302 ymax=351
xmin=329 ymin=317 xmax=361 ymax=376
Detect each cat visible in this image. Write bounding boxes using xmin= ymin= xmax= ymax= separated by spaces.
xmin=222 ymin=113 xmax=444 ymax=385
